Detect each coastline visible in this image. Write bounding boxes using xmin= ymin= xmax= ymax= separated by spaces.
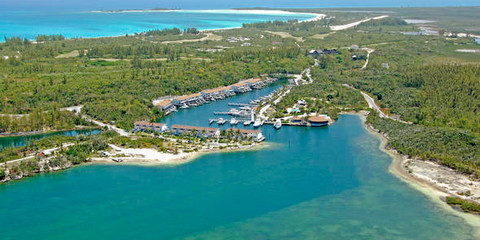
xmin=91 ymin=142 xmax=269 ymax=166
xmin=351 ymin=112 xmax=480 ymax=236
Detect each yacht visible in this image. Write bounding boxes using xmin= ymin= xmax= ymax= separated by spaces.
xmin=255 ymin=132 xmax=265 ymax=142
xmin=209 ymin=119 xmax=215 ymax=125
xmin=243 ymin=120 xmax=252 ymax=126
xmin=274 ymin=119 xmax=282 ymax=129
xmin=230 ymin=118 xmax=239 ymax=125
xmin=253 ymin=119 xmax=262 ymax=128
xmin=217 ymin=118 xmax=227 ymax=125
xmin=180 ymin=104 xmax=189 ymax=109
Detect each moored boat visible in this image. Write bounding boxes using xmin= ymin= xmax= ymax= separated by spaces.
xmin=274 ymin=119 xmax=282 ymax=129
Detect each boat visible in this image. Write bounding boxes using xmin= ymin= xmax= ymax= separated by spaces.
xmin=180 ymin=104 xmax=189 ymax=109
xmin=253 ymin=119 xmax=262 ymax=128
xmin=209 ymin=119 xmax=215 ymax=125
xmin=274 ymin=119 xmax=282 ymax=129
xmin=244 ymin=120 xmax=252 ymax=126
xmin=230 ymin=118 xmax=238 ymax=125
xmin=255 ymin=132 xmax=266 ymax=142
xmin=217 ymin=118 xmax=227 ymax=125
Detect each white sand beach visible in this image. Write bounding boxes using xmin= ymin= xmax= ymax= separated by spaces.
xmin=330 ymin=15 xmax=389 ymax=31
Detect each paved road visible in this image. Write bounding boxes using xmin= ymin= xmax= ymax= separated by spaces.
xmin=361 ymin=91 xmax=388 ymax=118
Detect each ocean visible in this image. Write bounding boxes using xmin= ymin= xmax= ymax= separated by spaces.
xmin=0 ymin=83 xmax=477 ymax=239
xmin=0 ymin=10 xmax=315 ymax=40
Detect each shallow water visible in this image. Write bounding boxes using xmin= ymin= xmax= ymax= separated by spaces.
xmin=0 ymin=84 xmax=476 ymax=239
xmin=0 ymin=10 xmax=314 ymax=40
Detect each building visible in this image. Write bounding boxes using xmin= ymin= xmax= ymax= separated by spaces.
xmin=245 ymin=78 xmax=265 ymax=89
xmin=231 ymin=82 xmax=251 ymax=93
xmin=134 ymin=121 xmax=169 ymax=132
xmin=155 ymin=100 xmax=176 ymax=115
xmin=201 ymin=86 xmax=235 ymax=101
xmin=308 ymin=49 xmax=320 ymax=58
xmin=172 ymin=93 xmax=205 ymax=107
xmin=308 ymin=116 xmax=330 ymax=127
xmin=171 ymin=125 xmax=220 ymax=138
xmin=321 ymin=49 xmax=339 ymax=55
xmin=290 ymin=116 xmax=303 ymax=123
xmin=225 ymin=128 xmax=265 ymax=142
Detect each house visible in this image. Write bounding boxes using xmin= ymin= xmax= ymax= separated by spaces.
xmin=171 ymin=125 xmax=220 ymax=138
xmin=134 ymin=121 xmax=169 ymax=132
xmin=308 ymin=116 xmax=330 ymax=127
xmin=172 ymin=93 xmax=205 ymax=107
xmin=201 ymin=86 xmax=235 ymax=101
xmin=381 ymin=63 xmax=390 ymax=69
xmin=225 ymin=128 xmax=265 ymax=142
xmin=231 ymin=82 xmax=251 ymax=93
xmin=308 ymin=49 xmax=320 ymax=58
xmin=352 ymin=55 xmax=358 ymax=61
xmin=245 ymin=78 xmax=264 ymax=89
xmin=155 ymin=100 xmax=176 ymax=115
xmin=321 ymin=49 xmax=339 ymax=55
xmin=290 ymin=116 xmax=303 ymax=123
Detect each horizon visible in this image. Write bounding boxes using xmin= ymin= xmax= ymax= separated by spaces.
xmin=2 ymin=0 xmax=480 ymax=11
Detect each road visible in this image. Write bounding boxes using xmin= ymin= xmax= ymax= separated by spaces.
xmin=361 ymin=91 xmax=388 ymax=118
xmin=62 ymin=105 xmax=130 ymax=136
xmin=5 ymin=143 xmax=74 ymax=165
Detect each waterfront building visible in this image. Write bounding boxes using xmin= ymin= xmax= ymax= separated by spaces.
xmin=134 ymin=121 xmax=169 ymax=132
xmin=225 ymin=128 xmax=265 ymax=142
xmin=308 ymin=116 xmax=330 ymax=127
xmin=231 ymin=82 xmax=251 ymax=93
xmin=171 ymin=125 xmax=220 ymax=138
xmin=290 ymin=116 xmax=303 ymax=123
xmin=201 ymin=86 xmax=235 ymax=101
xmin=172 ymin=93 xmax=205 ymax=107
xmin=246 ymin=78 xmax=265 ymax=89
xmin=155 ymin=100 xmax=177 ymax=115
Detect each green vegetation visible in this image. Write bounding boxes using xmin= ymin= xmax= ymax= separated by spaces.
xmin=446 ymin=197 xmax=480 ymax=214
xmin=0 ymin=109 xmax=93 ymax=133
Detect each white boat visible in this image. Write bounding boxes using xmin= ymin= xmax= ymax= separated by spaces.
xmin=253 ymin=119 xmax=262 ymax=128
xmin=180 ymin=104 xmax=189 ymax=109
xmin=230 ymin=118 xmax=239 ymax=125
xmin=217 ymin=118 xmax=227 ymax=125
xmin=274 ymin=119 xmax=282 ymax=129
xmin=244 ymin=120 xmax=252 ymax=126
xmin=209 ymin=119 xmax=215 ymax=125
xmin=255 ymin=132 xmax=265 ymax=142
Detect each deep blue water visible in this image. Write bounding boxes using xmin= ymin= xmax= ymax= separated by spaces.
xmin=0 ymin=84 xmax=477 ymax=239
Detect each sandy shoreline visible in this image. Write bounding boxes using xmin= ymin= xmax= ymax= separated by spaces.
xmin=91 ymin=142 xmax=268 ymax=166
xmin=352 ymin=112 xmax=480 ymax=236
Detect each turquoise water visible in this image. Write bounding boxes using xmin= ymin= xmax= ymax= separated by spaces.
xmin=0 ymin=10 xmax=314 ymax=40
xmin=0 ymin=84 xmax=476 ymax=239
xmin=0 ymin=129 xmax=102 ymax=150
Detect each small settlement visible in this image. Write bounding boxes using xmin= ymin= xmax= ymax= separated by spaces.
xmin=134 ymin=121 xmax=266 ymax=142
xmin=154 ymin=77 xmax=277 ymax=115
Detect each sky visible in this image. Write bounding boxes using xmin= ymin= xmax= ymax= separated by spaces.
xmin=1 ymin=0 xmax=480 ymax=11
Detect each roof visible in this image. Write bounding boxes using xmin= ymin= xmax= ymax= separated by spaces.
xmin=292 ymin=116 xmax=303 ymax=121
xmin=171 ymin=125 xmax=219 ymax=132
xmin=308 ymin=116 xmax=329 ymax=123
xmin=232 ymin=82 xmax=249 ymax=87
xmin=202 ymin=86 xmax=232 ymax=94
xmin=226 ymin=128 xmax=260 ymax=134
xmin=134 ymin=121 xmax=165 ymax=127
xmin=155 ymin=100 xmax=172 ymax=107
xmin=175 ymin=93 xmax=202 ymax=101
xmin=246 ymin=78 xmax=263 ymax=84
